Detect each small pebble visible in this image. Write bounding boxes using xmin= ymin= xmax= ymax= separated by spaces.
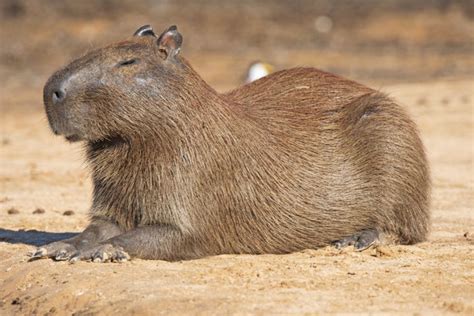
xmin=33 ymin=208 xmax=45 ymax=214
xmin=7 ymin=207 xmax=19 ymax=215
xmin=416 ymin=97 xmax=427 ymax=106
xmin=62 ymin=210 xmax=75 ymax=216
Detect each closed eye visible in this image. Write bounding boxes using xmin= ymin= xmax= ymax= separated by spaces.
xmin=117 ymin=59 xmax=138 ymax=67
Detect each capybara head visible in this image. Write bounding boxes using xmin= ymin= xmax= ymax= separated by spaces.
xmin=43 ymin=25 xmax=190 ymax=143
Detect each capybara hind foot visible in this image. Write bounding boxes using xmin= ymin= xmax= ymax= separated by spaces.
xmin=333 ymin=229 xmax=379 ymax=251
xmin=69 ymin=244 xmax=130 ymax=263
xmin=29 ymin=241 xmax=78 ymax=261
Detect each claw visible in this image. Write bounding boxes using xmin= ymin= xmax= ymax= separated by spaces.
xmin=28 ymin=248 xmax=47 ymax=261
xmin=333 ymin=229 xmax=379 ymax=251
xmin=54 ymin=250 xmax=72 ymax=261
xmin=66 ymin=244 xmax=130 ymax=263
xmin=332 ymin=236 xmax=358 ymax=249
xmin=354 ymin=233 xmax=379 ymax=251
xmin=354 ymin=240 xmax=376 ymax=251
xmin=114 ymin=251 xmax=130 ymax=262
xmin=93 ymin=250 xmax=108 ymax=262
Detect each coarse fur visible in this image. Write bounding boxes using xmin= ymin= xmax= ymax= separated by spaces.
xmin=36 ymin=25 xmax=430 ymax=262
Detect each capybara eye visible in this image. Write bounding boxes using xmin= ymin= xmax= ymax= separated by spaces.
xmin=117 ymin=59 xmax=138 ymax=67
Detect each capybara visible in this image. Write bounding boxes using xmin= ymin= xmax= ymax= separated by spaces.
xmin=32 ymin=25 xmax=430 ymax=262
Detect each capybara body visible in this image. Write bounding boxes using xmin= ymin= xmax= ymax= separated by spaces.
xmin=36 ymin=25 xmax=430 ymax=262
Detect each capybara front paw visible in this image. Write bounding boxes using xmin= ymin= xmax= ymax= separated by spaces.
xmin=333 ymin=229 xmax=379 ymax=251
xmin=69 ymin=244 xmax=130 ymax=263
xmin=29 ymin=241 xmax=78 ymax=262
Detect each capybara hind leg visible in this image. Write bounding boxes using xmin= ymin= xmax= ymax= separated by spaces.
xmin=28 ymin=218 xmax=122 ymax=261
xmin=333 ymin=228 xmax=379 ymax=251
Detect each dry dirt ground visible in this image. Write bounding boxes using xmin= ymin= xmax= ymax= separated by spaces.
xmin=1 ymin=1 xmax=474 ymax=315
xmin=1 ymin=79 xmax=473 ymax=315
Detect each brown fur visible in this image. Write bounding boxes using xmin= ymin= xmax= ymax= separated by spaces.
xmin=40 ymin=26 xmax=430 ymax=261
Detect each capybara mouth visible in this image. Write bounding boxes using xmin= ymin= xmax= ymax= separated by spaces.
xmin=89 ymin=135 xmax=126 ymax=151
xmin=65 ymin=135 xmax=82 ymax=142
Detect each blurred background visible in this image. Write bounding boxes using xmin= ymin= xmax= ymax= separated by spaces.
xmin=0 ymin=0 xmax=473 ymax=98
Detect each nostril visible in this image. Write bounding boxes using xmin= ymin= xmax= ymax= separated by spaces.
xmin=52 ymin=90 xmax=65 ymax=104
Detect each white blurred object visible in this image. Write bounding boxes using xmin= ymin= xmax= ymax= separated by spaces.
xmin=314 ymin=15 xmax=333 ymax=33
xmin=245 ymin=61 xmax=275 ymax=83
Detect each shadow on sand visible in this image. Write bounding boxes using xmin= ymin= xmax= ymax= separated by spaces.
xmin=0 ymin=228 xmax=77 ymax=247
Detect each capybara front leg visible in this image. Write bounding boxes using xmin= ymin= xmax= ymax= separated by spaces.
xmin=69 ymin=225 xmax=193 ymax=263
xmin=29 ymin=218 xmax=122 ymax=261
xmin=332 ymin=228 xmax=379 ymax=251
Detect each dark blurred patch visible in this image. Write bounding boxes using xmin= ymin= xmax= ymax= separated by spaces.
xmin=32 ymin=208 xmax=45 ymax=214
xmin=62 ymin=210 xmax=75 ymax=216
xmin=1 ymin=0 xmax=25 ymax=19
xmin=7 ymin=207 xmax=20 ymax=215
xmin=0 ymin=228 xmax=77 ymax=246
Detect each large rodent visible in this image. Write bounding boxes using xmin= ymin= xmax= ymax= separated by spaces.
xmin=34 ymin=25 xmax=430 ymax=262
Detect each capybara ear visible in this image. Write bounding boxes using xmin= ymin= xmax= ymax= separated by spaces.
xmin=157 ymin=25 xmax=183 ymax=59
xmin=133 ymin=25 xmax=156 ymax=37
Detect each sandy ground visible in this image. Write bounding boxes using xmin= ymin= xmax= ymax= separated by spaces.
xmin=0 ymin=78 xmax=473 ymax=314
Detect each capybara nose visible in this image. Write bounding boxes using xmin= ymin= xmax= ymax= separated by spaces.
xmin=51 ymin=88 xmax=66 ymax=105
